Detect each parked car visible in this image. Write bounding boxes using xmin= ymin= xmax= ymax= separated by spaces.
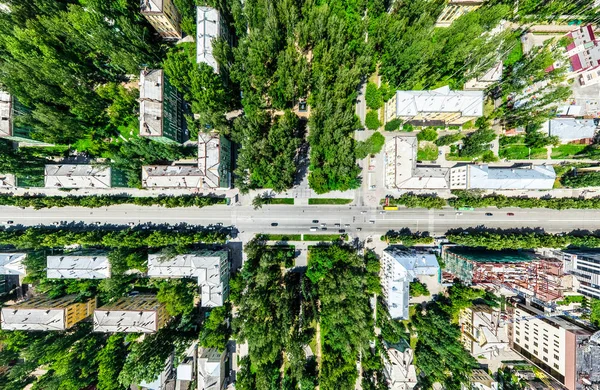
xmin=6 ymin=221 xmax=13 ymax=225
xmin=507 ymin=213 xmax=515 ymax=216
xmin=369 ymin=220 xmax=375 ymax=224
xmin=344 ymin=224 xmax=350 ymax=227
xmin=334 ymin=223 xmax=341 ymax=227
xmin=312 ymin=220 xmax=319 ymax=223
xmin=356 ymin=227 xmax=362 ymax=232
xmin=271 ymin=222 xmax=279 ymax=226
xmin=321 ymin=227 xmax=328 ymax=231
xmin=455 ymin=212 xmax=463 ymax=216
xmin=485 ymin=213 xmax=493 ymax=216
xmin=339 ymin=229 xmax=346 ymax=233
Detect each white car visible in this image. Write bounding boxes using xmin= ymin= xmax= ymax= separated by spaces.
xmin=127 ymin=222 xmax=135 ymax=227
xmin=369 ymin=220 xmax=375 ymax=224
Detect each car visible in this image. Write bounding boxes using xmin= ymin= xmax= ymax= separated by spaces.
xmin=507 ymin=212 xmax=515 ymax=216
xmin=312 ymin=220 xmax=319 ymax=223
xmin=52 ymin=221 xmax=60 ymax=226
xmin=356 ymin=227 xmax=362 ymax=232
xmin=216 ymin=222 xmax=223 ymax=226
xmin=141 ymin=226 xmax=150 ymax=230
xmin=369 ymin=220 xmax=375 ymax=224
xmin=370 ymin=185 xmax=376 ymax=189
xmin=379 ymin=211 xmax=386 ymax=214
xmin=439 ymin=214 xmax=444 ymax=216
xmin=271 ymin=222 xmax=279 ymax=226
xmin=339 ymin=229 xmax=346 ymax=233
xmin=320 ymin=223 xmax=327 ymax=227
xmin=310 ymin=227 xmax=318 ymax=232
xmin=485 ymin=213 xmax=493 ymax=216
xmin=455 ymin=212 xmax=463 ymax=216
xmin=334 ymin=223 xmax=340 ymax=227
xmin=344 ymin=224 xmax=350 ymax=227
xmin=127 ymin=222 xmax=135 ymax=227
xmin=321 ymin=227 xmax=327 ymax=231
xmin=5 ymin=220 xmax=14 ymax=225
xmin=128 ymin=291 xmax=140 ymax=297
xmin=360 ymin=211 xmax=367 ymax=214
xmin=94 ymin=221 xmax=101 ymax=225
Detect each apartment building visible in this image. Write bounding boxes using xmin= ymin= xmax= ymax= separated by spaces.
xmin=510 ymin=302 xmax=595 ymax=390
xmin=459 ymin=305 xmax=509 ymax=360
xmin=93 ymin=295 xmax=169 ymax=333
xmin=198 ymin=347 xmax=227 ymax=390
xmin=147 ymin=250 xmax=229 ymax=307
xmin=0 ymin=91 xmax=43 ymax=144
xmin=564 ymin=25 xmax=600 ymax=87
xmin=140 ymin=0 xmax=182 ymax=40
xmin=44 ymin=164 xmax=112 ymax=189
xmin=382 ymin=340 xmax=417 ymax=390
xmin=385 ymin=86 xmax=484 ymax=125
xmin=381 ymin=247 xmax=439 ymax=320
xmin=1 ymin=295 xmax=96 ymax=331
xmin=559 ymin=250 xmax=600 ymax=299
xmin=46 ymin=251 xmax=110 ymax=279
xmin=463 ymin=369 xmax=498 ymax=390
xmin=436 ymin=0 xmax=486 ymax=27
xmin=449 ymin=164 xmax=556 ymax=190
xmin=197 ymin=6 xmax=227 ymax=73
xmin=139 ymin=68 xmax=185 ymax=144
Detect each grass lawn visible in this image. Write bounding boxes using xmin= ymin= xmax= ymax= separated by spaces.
xmin=551 ymin=144 xmax=588 ymax=159
xmin=499 ymin=145 xmax=546 ymax=160
xmin=303 ymin=234 xmax=347 ymax=241
xmin=260 ymin=234 xmax=302 ymax=241
xmin=268 ymin=198 xmax=294 ymax=205
xmin=308 ymin=198 xmax=353 ymax=205
xmin=417 ymin=143 xmax=438 ymax=161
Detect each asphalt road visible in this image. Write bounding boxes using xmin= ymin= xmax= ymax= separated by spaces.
xmin=1 ymin=205 xmax=598 ymax=236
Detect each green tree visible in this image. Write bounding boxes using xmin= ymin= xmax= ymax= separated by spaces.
xmin=417 ymin=127 xmax=438 ymax=142
xmin=96 ymin=334 xmax=128 ymax=390
xmin=156 ymin=279 xmax=198 ymax=317
xmin=199 ymin=305 xmax=232 ymax=351
xmin=365 ymin=82 xmax=383 ymax=109
xmin=436 ymin=133 xmax=464 ymax=146
xmin=365 ymin=111 xmax=381 ymax=130
xmin=410 ymin=280 xmax=430 ymax=297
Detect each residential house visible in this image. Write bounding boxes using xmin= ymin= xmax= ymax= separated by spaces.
xmin=564 ymin=25 xmax=600 ymax=88
xmin=0 ymin=253 xmax=26 ymax=297
xmin=462 ymin=369 xmax=498 ymax=390
xmin=383 ymin=340 xmax=417 ymax=390
xmin=1 ymin=295 xmax=96 ymax=331
xmin=93 ymin=295 xmax=169 ymax=333
xmin=385 ymin=86 xmax=484 ymax=125
xmin=139 ymin=69 xmax=185 ymax=144
xmin=559 ymin=250 xmax=600 ymax=300
xmin=46 ymin=251 xmax=110 ymax=279
xmin=140 ymin=0 xmax=182 ymax=40
xmin=381 ymin=247 xmax=439 ymax=320
xmin=545 ymin=119 xmax=597 ymax=144
xmin=197 ymin=6 xmax=227 ymax=73
xmin=0 ymin=91 xmax=43 ymax=144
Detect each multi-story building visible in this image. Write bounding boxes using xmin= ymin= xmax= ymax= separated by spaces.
xmin=44 ymin=164 xmax=112 ymax=189
xmin=46 ymin=251 xmax=110 ymax=279
xmin=93 ymin=295 xmax=169 ymax=333
xmin=459 ymin=305 xmax=509 ymax=360
xmin=559 ymin=250 xmax=600 ymax=299
xmin=463 ymin=369 xmax=498 ymax=390
xmin=564 ymin=25 xmax=600 ymax=88
xmin=139 ymin=69 xmax=185 ymax=144
xmin=436 ymin=0 xmax=486 ymax=27
xmin=385 ymin=86 xmax=484 ymax=125
xmin=449 ymin=164 xmax=556 ymax=191
xmin=140 ymin=0 xmax=182 ymax=40
xmin=198 ymin=347 xmax=227 ymax=390
xmin=0 ymin=253 xmax=26 ymax=297
xmin=544 ymin=119 xmax=598 ymax=144
xmin=0 ymin=91 xmax=43 ymax=144
xmin=509 ymin=302 xmax=596 ymax=390
xmin=443 ymin=247 xmax=566 ymax=304
xmin=382 ymin=340 xmax=417 ymax=390
xmin=147 ymin=250 xmax=229 ymax=307
xmin=1 ymin=295 xmax=96 ymax=331
xmin=197 ymin=6 xmax=227 ymax=73
xmin=381 ymin=247 xmax=439 ymax=320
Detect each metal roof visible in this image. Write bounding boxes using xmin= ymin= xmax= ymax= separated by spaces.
xmin=93 ymin=296 xmax=163 ymax=333
xmin=0 ymin=253 xmax=27 ymax=275
xmin=47 ymin=253 xmax=110 ymax=279
xmin=395 ymin=86 xmax=484 ymax=118
xmin=139 ymin=69 xmax=164 ymax=137
xmin=548 ymin=119 xmax=597 ymax=142
xmin=467 ymin=164 xmax=556 ymax=190
xmin=44 ymin=164 xmax=112 ymax=189
xmin=196 ymin=6 xmax=220 ymax=72
xmin=1 ymin=307 xmax=65 ymax=331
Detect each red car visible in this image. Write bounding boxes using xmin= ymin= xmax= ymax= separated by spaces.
xmin=507 ymin=213 xmax=515 ymax=216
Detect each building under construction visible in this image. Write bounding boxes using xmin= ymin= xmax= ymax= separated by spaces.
xmin=442 ymin=246 xmax=566 ymax=304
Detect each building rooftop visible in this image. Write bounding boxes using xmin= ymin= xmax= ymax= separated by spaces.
xmin=198 ymin=348 xmax=224 ymax=390
xmin=140 ymin=0 xmax=163 ymax=13
xmin=93 ymin=295 xmax=164 ymax=333
xmin=467 ymin=164 xmax=556 ymax=190
xmin=142 ymin=165 xmax=205 ymax=188
xmin=384 ymin=137 xmax=450 ymax=189
xmin=198 ymin=133 xmax=222 ymax=188
xmin=565 ymin=25 xmax=600 ymax=72
xmin=394 ymin=86 xmax=484 ymax=118
xmin=384 ymin=247 xmax=440 ymax=275
xmin=47 ymin=252 xmax=110 ymax=279
xmin=0 ymin=91 xmax=11 ymax=137
xmin=0 ymin=253 xmax=27 ymax=275
xmin=0 ymin=295 xmax=85 ymax=331
xmin=139 ymin=69 xmax=164 ymax=137
xmin=196 ymin=6 xmax=220 ymax=72
xmin=44 ymin=164 xmax=112 ymax=189
xmin=148 ymin=251 xmax=228 ymax=307
xmin=547 ymin=118 xmax=597 ymax=142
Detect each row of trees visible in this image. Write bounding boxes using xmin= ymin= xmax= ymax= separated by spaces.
xmin=385 ymin=193 xmax=446 ymax=209
xmin=450 ymin=190 xmax=600 ymax=209
xmin=447 ymin=230 xmax=600 ymax=250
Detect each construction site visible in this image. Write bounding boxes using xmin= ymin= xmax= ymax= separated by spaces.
xmin=442 ymin=246 xmax=568 ymax=305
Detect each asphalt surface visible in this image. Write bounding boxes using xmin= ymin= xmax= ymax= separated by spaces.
xmin=1 ymin=205 xmax=598 ymax=236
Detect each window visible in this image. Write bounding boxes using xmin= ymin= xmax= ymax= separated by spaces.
xmin=554 ymin=363 xmax=559 ymax=370
xmin=543 ymin=348 xmax=548 ymax=353
xmin=534 ymin=342 xmax=538 ymax=347
xmin=554 ymin=354 xmax=559 ymax=360
xmin=516 ymin=330 xmax=520 ymax=336
xmin=525 ymin=336 xmax=529 ymax=341
xmin=543 ymin=356 xmax=548 ymax=362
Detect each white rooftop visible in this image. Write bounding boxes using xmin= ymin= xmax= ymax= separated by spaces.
xmin=384 ymin=342 xmax=418 ymax=390
xmin=467 ymin=164 xmax=556 ymax=190
xmin=142 ymin=165 xmax=205 ymax=188
xmin=139 ymin=69 xmax=164 ymax=137
xmin=1 ymin=307 xmax=65 ymax=331
xmin=44 ymin=164 xmax=111 ymax=189
xmin=93 ymin=309 xmax=159 ymax=333
xmin=384 ymin=137 xmax=449 ymax=189
xmin=198 ymin=133 xmax=222 ymax=188
xmin=198 ymin=348 xmax=224 ymax=390
xmin=196 ymin=6 xmax=220 ymax=72
xmin=47 ymin=253 xmax=110 ymax=279
xmin=0 ymin=253 xmax=26 ymax=275
xmin=148 ymin=251 xmax=228 ymax=307
xmin=547 ymin=118 xmax=597 ymax=142
xmin=556 ymin=105 xmax=583 ymax=117
xmin=140 ymin=0 xmax=163 ymax=13
xmin=0 ymin=90 xmax=11 ymax=137
xmin=394 ymin=86 xmax=484 ymax=118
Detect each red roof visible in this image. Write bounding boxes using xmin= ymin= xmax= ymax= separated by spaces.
xmin=566 ymin=32 xmax=576 ymax=51
xmin=570 ymin=54 xmax=583 ymax=71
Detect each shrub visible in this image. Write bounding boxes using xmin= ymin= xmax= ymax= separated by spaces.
xmin=365 ymin=82 xmax=383 ymax=109
xmin=365 ymin=111 xmax=381 ymax=130
xmin=385 ymin=193 xmax=446 ymax=209
xmin=385 ymin=118 xmax=402 ymax=131
xmin=417 ymin=127 xmax=438 ymax=142
xmin=402 ymin=123 xmax=414 ymax=132
xmin=410 ymin=280 xmax=430 ymax=297
xmin=435 ymin=133 xmax=464 ymax=146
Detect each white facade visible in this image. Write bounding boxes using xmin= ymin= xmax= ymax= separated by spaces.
xmin=198 ymin=347 xmax=226 ymax=390
xmin=196 ymin=6 xmax=221 ymax=73
xmin=44 ymin=164 xmax=111 ymax=189
xmin=147 ymin=251 xmax=229 ymax=307
xmin=47 ymin=252 xmax=110 ymax=279
xmin=383 ymin=341 xmax=417 ymax=390
xmin=560 ymin=250 xmax=600 ymax=299
xmin=0 ymin=90 xmax=11 ymax=138
xmin=0 ymin=253 xmax=27 ymax=275
xmin=381 ymin=248 xmax=439 ymax=320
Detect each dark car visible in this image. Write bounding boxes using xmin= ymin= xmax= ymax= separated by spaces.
xmin=485 ymin=213 xmax=493 ymax=216
xmin=271 ymin=222 xmax=279 ymax=226
xmin=312 ymin=220 xmax=319 ymax=223
xmin=507 ymin=213 xmax=515 ymax=216
xmin=339 ymin=229 xmax=346 ymax=233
